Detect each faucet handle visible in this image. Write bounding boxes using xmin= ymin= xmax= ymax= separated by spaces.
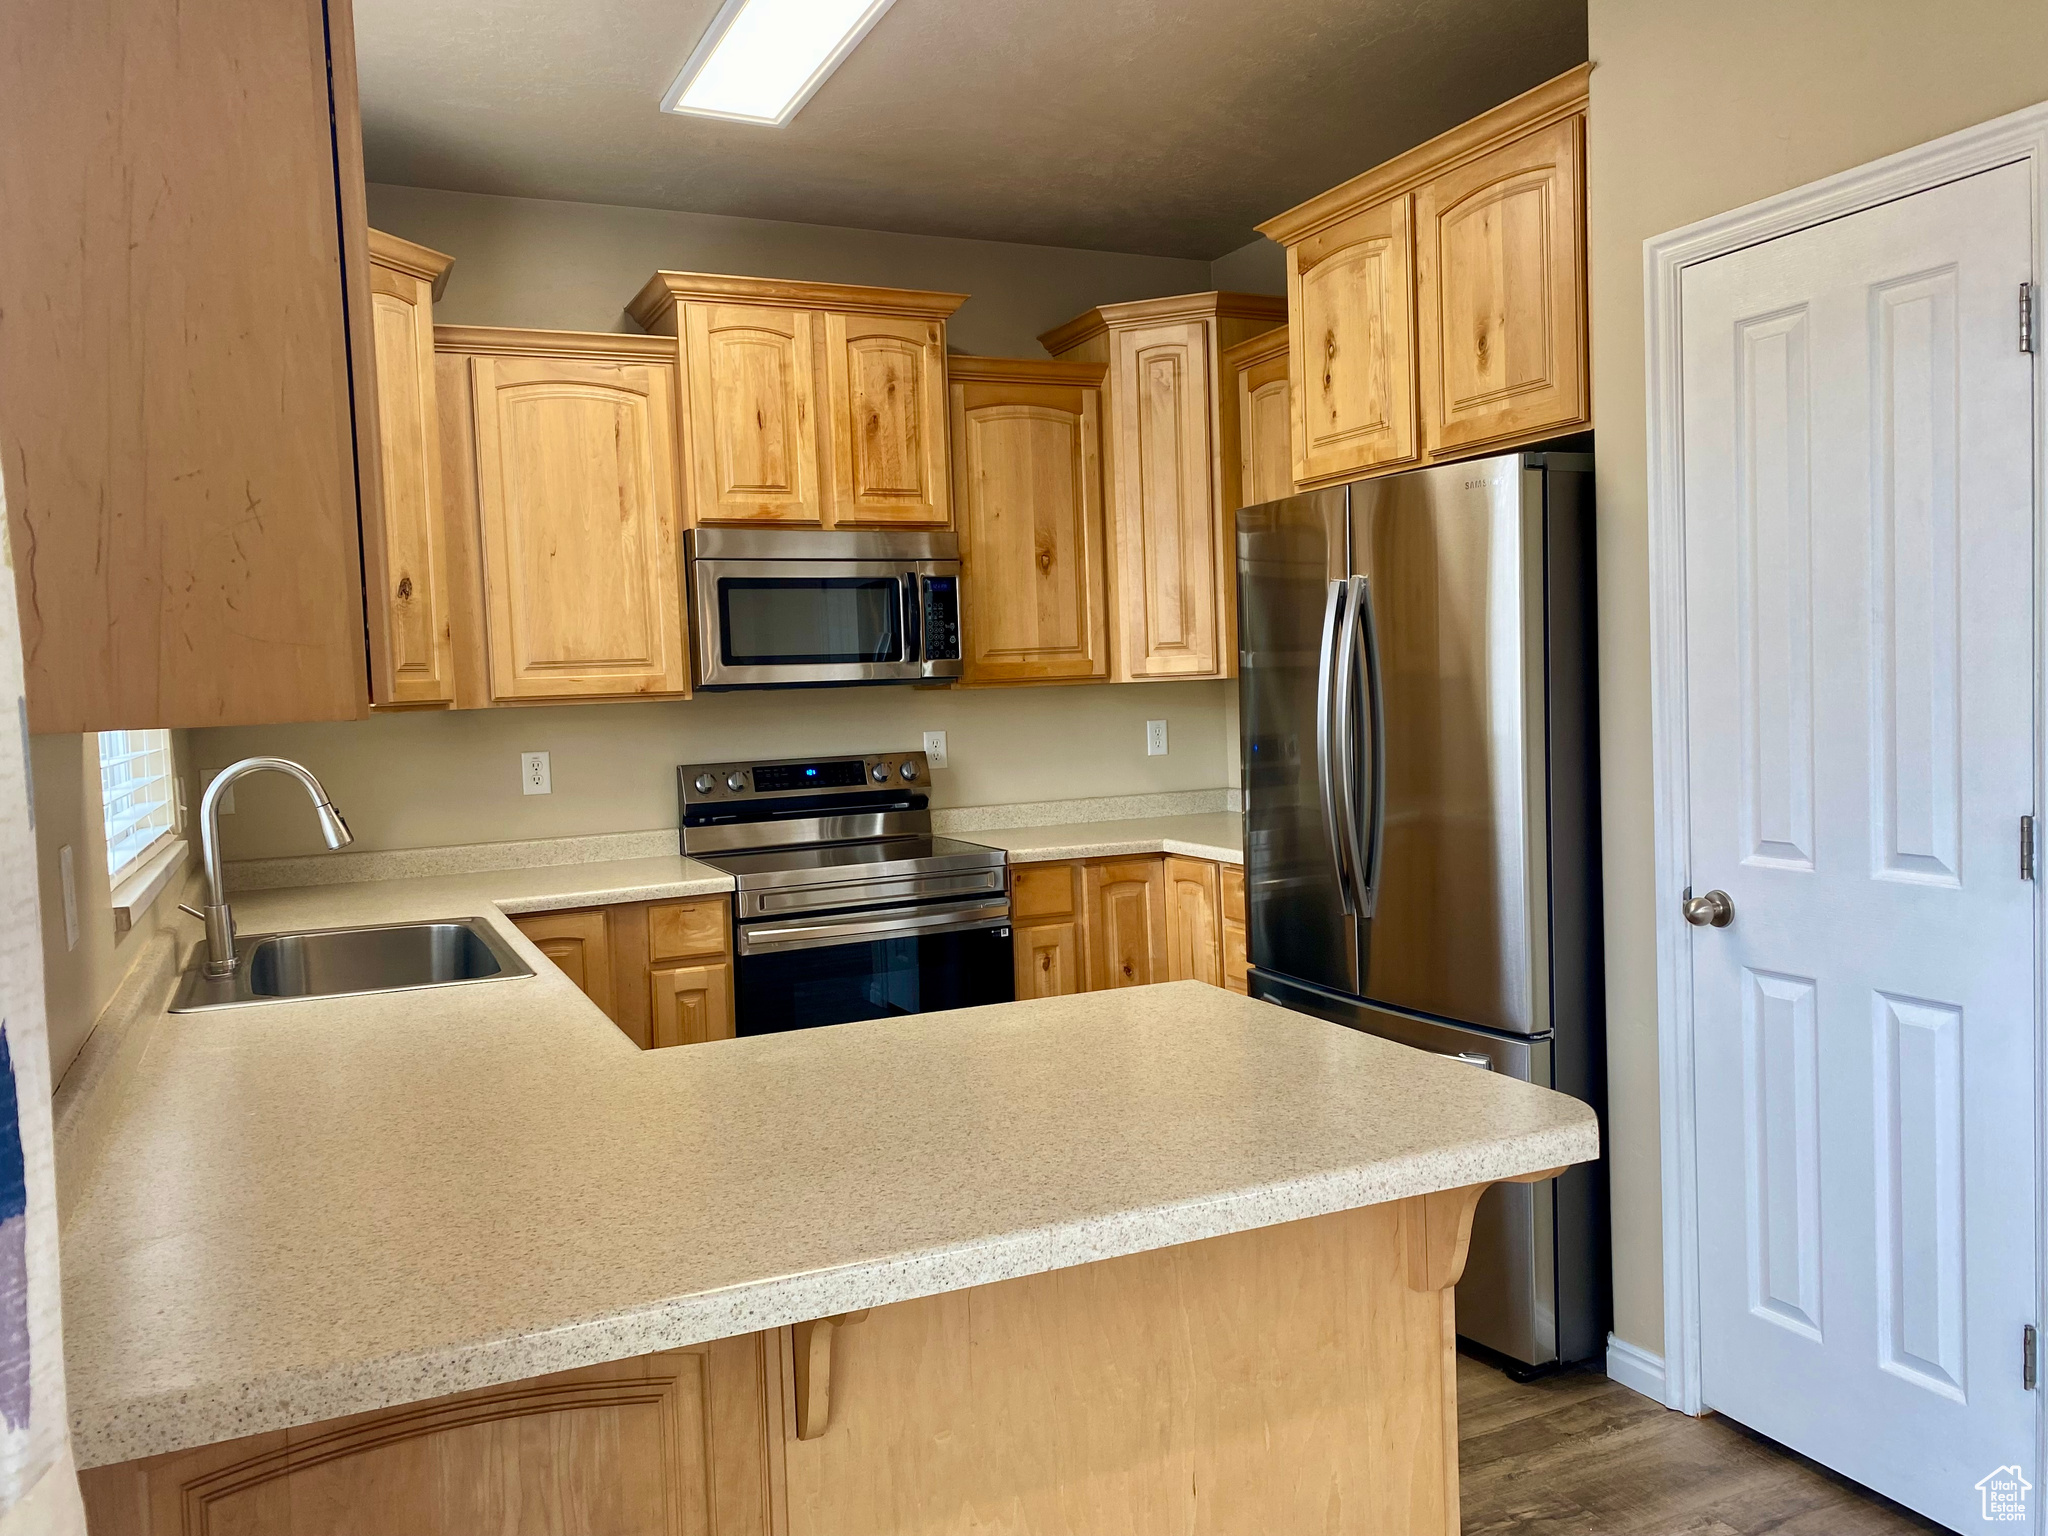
xmin=178 ymin=903 xmax=206 ymax=922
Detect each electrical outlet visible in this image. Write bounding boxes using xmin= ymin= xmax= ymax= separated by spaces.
xmin=522 ymin=751 xmax=552 ymax=796
xmin=922 ymin=730 xmax=949 ymax=769
xmin=201 ymin=766 xmax=235 ymax=814
xmin=1146 ymin=719 xmax=1168 ymax=757
xmin=59 ymin=844 xmax=79 ymax=952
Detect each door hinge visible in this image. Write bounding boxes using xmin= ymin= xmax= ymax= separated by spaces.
xmin=2024 ymin=816 xmax=2036 ymax=880
xmin=2026 ymin=1324 xmax=2038 ymax=1390
xmin=2024 ymin=283 xmax=2036 ymax=354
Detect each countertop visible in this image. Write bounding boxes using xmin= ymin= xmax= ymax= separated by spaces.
xmin=963 ymin=811 xmax=1242 ymax=865
xmin=62 ymin=854 xmax=1592 ymax=1470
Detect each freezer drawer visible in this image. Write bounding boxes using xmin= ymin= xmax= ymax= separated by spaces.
xmin=1249 ymin=968 xmax=1607 ymax=1368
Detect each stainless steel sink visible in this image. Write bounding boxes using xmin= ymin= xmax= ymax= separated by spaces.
xmin=169 ymin=917 xmax=535 ymax=1013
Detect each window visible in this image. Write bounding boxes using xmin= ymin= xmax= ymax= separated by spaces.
xmin=97 ymin=729 xmax=178 ymax=883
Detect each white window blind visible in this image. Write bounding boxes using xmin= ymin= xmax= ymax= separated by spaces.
xmin=97 ymin=729 xmax=177 ymax=882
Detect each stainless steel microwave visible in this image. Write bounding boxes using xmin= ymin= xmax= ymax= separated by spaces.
xmin=684 ymin=528 xmax=964 ymax=690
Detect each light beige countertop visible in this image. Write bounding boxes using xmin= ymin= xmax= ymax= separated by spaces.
xmin=61 ymin=858 xmax=1592 ymax=1471
xmin=963 ymin=811 xmax=1243 ymax=865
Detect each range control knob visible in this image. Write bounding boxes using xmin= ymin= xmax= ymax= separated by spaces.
xmin=870 ymin=764 xmax=890 ymax=783
xmin=725 ymin=772 xmax=747 ymax=793
xmin=692 ymin=773 xmax=716 ymax=794
xmin=899 ymin=761 xmax=920 ymax=783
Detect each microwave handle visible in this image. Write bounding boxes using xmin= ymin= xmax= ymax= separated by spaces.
xmin=903 ymin=571 xmax=924 ymax=663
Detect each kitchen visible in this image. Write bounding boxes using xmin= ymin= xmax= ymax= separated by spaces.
xmin=3 ymin=2 xmax=2047 ymax=1533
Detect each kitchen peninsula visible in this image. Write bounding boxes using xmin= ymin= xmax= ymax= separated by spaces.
xmin=62 ymin=866 xmax=1595 ymax=1536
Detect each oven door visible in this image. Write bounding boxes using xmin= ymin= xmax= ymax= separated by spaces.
xmin=733 ymin=898 xmax=1015 ymax=1033
xmin=691 ymin=558 xmax=928 ymax=689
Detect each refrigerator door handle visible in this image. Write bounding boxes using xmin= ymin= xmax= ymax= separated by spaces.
xmin=1335 ymin=575 xmax=1373 ymax=919
xmin=1355 ymin=573 xmax=1387 ymax=916
xmin=1315 ymin=578 xmax=1355 ymax=915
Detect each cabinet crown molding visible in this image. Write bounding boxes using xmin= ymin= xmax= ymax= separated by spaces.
xmin=1221 ymin=323 xmax=1289 ymax=372
xmin=367 ymin=228 xmax=455 ymax=299
xmin=1256 ymin=61 xmax=1591 ymax=247
xmin=1038 ymin=291 xmax=1287 ymax=358
xmin=946 ymin=354 xmax=1106 ymax=386
xmin=433 ymin=324 xmax=680 ymax=362
xmin=628 ymin=270 xmax=969 ymax=333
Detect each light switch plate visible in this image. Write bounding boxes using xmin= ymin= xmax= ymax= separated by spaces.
xmin=922 ymin=730 xmax=949 ymax=769
xmin=59 ymin=844 xmax=79 ymax=951
xmin=1146 ymin=719 xmax=1168 ymax=756
xmin=522 ymin=751 xmax=552 ymax=795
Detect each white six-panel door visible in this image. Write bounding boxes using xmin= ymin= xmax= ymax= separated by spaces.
xmin=1682 ymin=160 xmax=2038 ymax=1531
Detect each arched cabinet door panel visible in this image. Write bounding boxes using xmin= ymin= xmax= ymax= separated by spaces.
xmin=683 ymin=302 xmax=826 ymax=525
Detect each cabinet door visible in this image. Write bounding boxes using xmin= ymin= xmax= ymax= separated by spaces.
xmin=651 ymin=962 xmax=734 ymax=1048
xmin=683 ymin=301 xmax=826 ymax=524
xmin=1163 ymin=856 xmax=1223 ymax=987
xmin=512 ymin=908 xmax=617 ymax=1020
xmin=1235 ymin=347 xmax=1295 ymax=507
xmin=1288 ymin=194 xmax=1417 ymax=484
xmin=1415 ymin=114 xmax=1587 ymax=455
xmin=79 ymin=1343 xmax=778 ymax=1536
xmin=826 ymin=312 xmax=950 ymax=526
xmin=1220 ymin=863 xmax=1249 ymax=995
xmin=365 ymin=262 xmax=456 ymax=705
xmin=1015 ymin=921 xmax=1083 ymax=999
xmin=470 ymin=355 xmax=688 ymax=700
xmin=1108 ymin=322 xmax=1223 ymax=679
xmin=1082 ymin=857 xmax=1168 ymax=991
xmin=951 ymin=376 xmax=1108 ymax=683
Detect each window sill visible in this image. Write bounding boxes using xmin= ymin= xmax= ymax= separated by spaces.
xmin=110 ymin=837 xmax=189 ymax=939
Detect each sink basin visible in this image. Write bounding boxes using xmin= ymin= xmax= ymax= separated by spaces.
xmin=169 ymin=917 xmax=535 ymax=1012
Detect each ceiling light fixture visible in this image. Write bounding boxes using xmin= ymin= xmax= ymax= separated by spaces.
xmin=661 ymin=0 xmax=897 ymax=127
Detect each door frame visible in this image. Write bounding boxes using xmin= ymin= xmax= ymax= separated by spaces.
xmin=1645 ymin=99 xmax=2048 ymax=1425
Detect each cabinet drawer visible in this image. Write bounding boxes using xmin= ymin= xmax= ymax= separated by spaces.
xmin=649 ymin=897 xmax=730 ymax=963
xmin=1011 ymin=862 xmax=1080 ymax=920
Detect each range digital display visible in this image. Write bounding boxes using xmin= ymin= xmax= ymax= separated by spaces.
xmin=753 ymin=760 xmax=867 ymax=793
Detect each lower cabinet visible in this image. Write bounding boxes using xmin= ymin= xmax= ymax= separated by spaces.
xmin=78 ymin=1340 xmax=780 ymax=1536
xmin=512 ymin=894 xmax=733 ymax=1049
xmin=1010 ymin=854 xmax=1246 ymax=1000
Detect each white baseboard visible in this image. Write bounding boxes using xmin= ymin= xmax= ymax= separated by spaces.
xmin=1604 ymin=1333 xmax=1669 ymax=1405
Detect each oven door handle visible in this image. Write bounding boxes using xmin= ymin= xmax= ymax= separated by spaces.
xmin=737 ymin=898 xmax=1011 ymax=956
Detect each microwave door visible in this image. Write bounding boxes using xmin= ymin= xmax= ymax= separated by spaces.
xmin=693 ymin=559 xmax=918 ymax=688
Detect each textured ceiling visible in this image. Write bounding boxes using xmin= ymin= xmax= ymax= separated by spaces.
xmin=355 ymin=0 xmax=1587 ymax=260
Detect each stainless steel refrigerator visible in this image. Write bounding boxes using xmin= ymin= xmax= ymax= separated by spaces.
xmin=1237 ymin=446 xmax=1607 ymax=1372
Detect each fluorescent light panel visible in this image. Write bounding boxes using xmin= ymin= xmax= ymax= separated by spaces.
xmin=662 ymin=0 xmax=897 ymax=126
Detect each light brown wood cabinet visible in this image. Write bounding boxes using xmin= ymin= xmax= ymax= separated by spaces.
xmin=513 ymin=894 xmax=732 ymax=1050
xmin=1258 ymin=64 xmax=1590 ymax=487
xmin=630 ymin=273 xmax=964 ymax=530
xmin=1011 ymin=853 xmax=1245 ymax=999
xmin=948 ymin=356 xmax=1110 ymax=685
xmin=79 ymin=1341 xmax=779 ymax=1536
xmin=467 ymin=343 xmax=688 ymax=702
xmin=364 ymin=229 xmax=458 ymax=708
xmin=1 ymin=0 xmax=377 ymax=732
xmin=1223 ymin=325 xmax=1294 ymax=508
xmin=1040 ymin=293 xmax=1286 ymax=682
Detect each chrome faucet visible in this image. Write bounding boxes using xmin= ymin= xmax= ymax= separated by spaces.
xmin=190 ymin=757 xmax=353 ymax=977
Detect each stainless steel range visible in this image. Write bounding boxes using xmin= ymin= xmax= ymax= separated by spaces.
xmin=679 ymin=750 xmax=1014 ymax=1034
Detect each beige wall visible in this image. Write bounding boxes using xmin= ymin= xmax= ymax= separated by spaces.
xmin=368 ymin=184 xmax=1219 ymax=354
xmin=194 ymin=682 xmax=1230 ymax=860
xmin=1208 ymin=236 xmax=1286 ymax=295
xmin=1587 ymin=0 xmax=2048 ymax=1358
xmin=30 ymin=734 xmax=196 ymax=1080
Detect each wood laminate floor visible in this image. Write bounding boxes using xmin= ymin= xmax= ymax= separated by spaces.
xmin=1458 ymin=1354 xmax=1952 ymax=1536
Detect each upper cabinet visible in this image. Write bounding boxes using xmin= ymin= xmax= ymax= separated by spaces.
xmin=629 ymin=273 xmax=964 ymax=530
xmin=1258 ymin=64 xmax=1590 ymax=487
xmin=1040 ymin=293 xmax=1285 ymax=682
xmin=439 ymin=329 xmax=690 ymax=704
xmin=2 ymin=0 xmax=376 ymax=731
xmin=365 ymin=230 xmax=458 ymax=708
xmin=1224 ymin=325 xmax=1294 ymax=508
xmin=948 ymin=356 xmax=1110 ymax=686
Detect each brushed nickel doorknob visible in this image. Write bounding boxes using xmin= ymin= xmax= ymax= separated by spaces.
xmin=1683 ymin=889 xmax=1735 ymax=928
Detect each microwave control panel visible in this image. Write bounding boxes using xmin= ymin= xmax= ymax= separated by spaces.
xmin=922 ymin=576 xmax=961 ymax=661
